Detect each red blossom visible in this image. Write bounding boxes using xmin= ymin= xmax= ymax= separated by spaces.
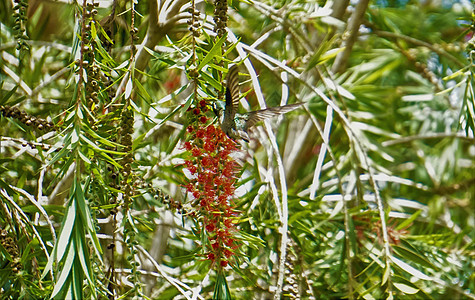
xmin=218 ymin=195 xmax=227 ymax=205
xmin=216 ymin=229 xmax=229 ymax=239
xmin=223 ymin=219 xmax=232 ymax=228
xmin=196 ymin=129 xmax=205 ymax=139
xmin=223 ymin=249 xmax=233 ymax=257
xmin=201 ymin=156 xmax=212 ymax=167
xmin=197 ymin=173 xmax=209 ymax=184
xmin=223 ymin=184 xmax=234 ymax=195
xmin=223 ymin=169 xmax=233 ymax=177
xmin=204 ymin=142 xmax=216 ymax=152
xmin=188 ymin=165 xmax=197 ymax=174
xmin=184 ymin=183 xmax=194 ymax=192
xmin=224 ymin=208 xmax=233 ymax=217
xmin=191 ymin=148 xmax=201 ymax=157
xmin=205 ymin=223 xmax=216 ymax=232
xmin=206 ymin=125 xmax=215 ymax=135
xmin=219 ymin=150 xmax=230 ymax=159
xmin=224 ymin=238 xmax=234 ymax=247
xmin=183 ymin=104 xmax=241 ymax=270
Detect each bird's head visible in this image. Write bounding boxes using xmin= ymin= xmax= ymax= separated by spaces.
xmin=213 ymin=101 xmax=225 ymax=121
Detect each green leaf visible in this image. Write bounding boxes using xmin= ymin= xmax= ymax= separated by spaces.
xmin=234 ymin=230 xmax=265 ymax=249
xmin=199 ymin=70 xmax=221 ymax=90
xmin=134 ymin=78 xmax=154 ymax=104
xmin=76 ymin=183 xmax=103 ymax=258
xmin=125 ymin=77 xmax=133 ymax=99
xmin=78 ymin=150 xmax=91 ymax=164
xmin=79 ymin=133 xmax=124 ymax=156
xmin=392 ymin=244 xmax=436 ymax=270
xmin=71 ymin=258 xmax=83 ymax=299
xmin=393 ymin=282 xmax=419 ymax=294
xmin=47 ymin=132 xmax=73 ymax=167
xmin=56 ymin=197 xmax=77 ymax=261
xmin=0 ymin=241 xmax=13 ymax=261
xmin=395 ymin=209 xmax=422 ymax=231
xmin=97 ymin=22 xmax=114 ymax=45
xmin=213 ymin=272 xmax=232 ymax=300
xmin=382 ymin=264 xmax=390 ymax=286
xmin=197 ymin=33 xmax=227 ymax=72
xmin=390 ymin=255 xmax=432 ymax=281
xmin=51 ymin=241 xmax=75 ymax=298
xmin=90 ymin=21 xmax=97 ymax=40
xmin=306 ymin=36 xmax=341 ymax=70
xmin=75 ymin=219 xmax=94 ymax=287
xmin=1 ymin=86 xmax=18 ymax=104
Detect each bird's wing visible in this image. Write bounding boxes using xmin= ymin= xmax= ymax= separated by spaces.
xmin=224 ymin=65 xmax=240 ymax=119
xmin=244 ymin=102 xmax=304 ymax=130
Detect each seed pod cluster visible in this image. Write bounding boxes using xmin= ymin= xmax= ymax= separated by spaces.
xmin=187 ymin=7 xmax=201 ymax=37
xmin=105 ymin=163 xmax=119 ymax=215
xmin=283 ymin=238 xmax=301 ymax=300
xmin=213 ymin=0 xmax=228 ymax=38
xmin=150 ymin=184 xmax=184 ymax=213
xmin=119 ymin=107 xmax=135 ymax=206
xmin=0 ymin=105 xmax=55 ymax=132
xmin=12 ymin=0 xmax=29 ymax=51
xmin=404 ymin=51 xmax=440 ymax=88
xmin=20 ymin=139 xmax=51 ymax=151
xmin=0 ymin=230 xmax=21 ymax=273
xmin=120 ymin=119 xmax=141 ymax=297
xmin=82 ymin=1 xmax=105 ymax=113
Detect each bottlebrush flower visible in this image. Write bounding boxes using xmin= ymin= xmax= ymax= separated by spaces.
xmin=182 ymin=103 xmax=240 ymax=270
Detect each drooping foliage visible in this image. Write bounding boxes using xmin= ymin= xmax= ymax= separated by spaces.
xmin=0 ymin=0 xmax=473 ymax=299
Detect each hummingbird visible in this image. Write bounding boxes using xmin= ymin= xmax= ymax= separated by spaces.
xmin=214 ymin=65 xmax=304 ymax=142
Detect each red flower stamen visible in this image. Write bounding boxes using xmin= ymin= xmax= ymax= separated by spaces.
xmin=183 ymin=103 xmax=241 ymax=270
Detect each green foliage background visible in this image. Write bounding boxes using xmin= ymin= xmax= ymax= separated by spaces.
xmin=0 ymin=0 xmax=473 ymax=299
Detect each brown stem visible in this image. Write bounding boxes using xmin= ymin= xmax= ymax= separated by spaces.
xmin=331 ymin=0 xmax=350 ymax=20
xmin=332 ymin=0 xmax=370 ymax=73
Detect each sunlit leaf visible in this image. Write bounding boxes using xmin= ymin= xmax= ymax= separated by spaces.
xmin=393 ymin=282 xmax=419 ymax=294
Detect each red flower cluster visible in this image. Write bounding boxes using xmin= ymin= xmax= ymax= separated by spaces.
xmin=183 ymin=102 xmax=240 ymax=269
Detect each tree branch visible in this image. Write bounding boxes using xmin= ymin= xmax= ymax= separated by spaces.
xmin=370 ymin=29 xmax=465 ymax=68
xmin=332 ymin=0 xmax=370 ymax=73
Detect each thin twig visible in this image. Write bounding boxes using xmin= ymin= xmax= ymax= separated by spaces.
xmin=370 ymin=30 xmax=465 ymax=68
xmin=382 ymin=132 xmax=472 ymax=146
xmin=0 ymin=41 xmax=72 ymax=52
